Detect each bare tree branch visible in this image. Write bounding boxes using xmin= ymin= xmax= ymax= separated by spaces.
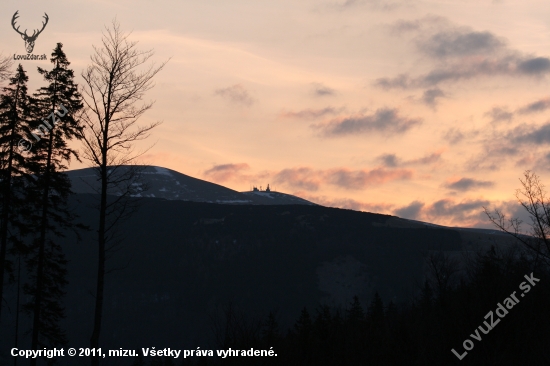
xmin=484 ymin=170 xmax=550 ymax=267
xmin=0 ymin=53 xmax=14 ymax=82
xmin=79 ymin=19 xmax=168 ymax=365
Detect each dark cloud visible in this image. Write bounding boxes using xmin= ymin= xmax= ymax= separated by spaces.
xmin=325 ymin=167 xmax=412 ymax=189
xmin=419 ymin=30 xmax=505 ymax=59
xmin=377 ymin=55 xmax=550 ymax=89
xmin=512 ymin=122 xmax=550 ymax=145
xmin=312 ymin=83 xmax=336 ymax=96
xmin=411 ymin=152 xmax=442 ymax=165
xmin=377 ymin=153 xmax=400 ymax=167
xmin=394 ymin=200 xmax=424 ymax=219
xmin=315 ymin=108 xmax=422 ymax=137
xmin=374 ymin=74 xmax=411 ymax=90
xmin=391 ymin=196 xmax=501 ymax=227
xmin=426 ymin=198 xmax=490 ymax=222
xmin=273 ymin=166 xmax=412 ymax=191
xmin=204 ymin=163 xmax=250 ymax=182
xmin=490 ymin=200 xmax=533 ymax=230
xmin=467 ymin=136 xmax=522 ymax=171
xmin=390 ymin=19 xmax=422 ymax=33
xmin=517 ymin=98 xmax=550 ymax=114
xmin=280 ymin=107 xmax=343 ymax=120
xmin=377 ymin=18 xmax=550 ymax=89
xmin=444 ymin=177 xmax=494 ymax=191
xmin=443 ymin=128 xmax=465 ymax=144
xmin=422 ymin=88 xmax=446 ymax=107
xmin=484 ymin=106 xmax=513 ymax=123
xmin=377 ymin=151 xmax=441 ymax=167
xmin=518 ymin=57 xmax=550 ymax=74
xmin=214 ymin=84 xmax=255 ymax=106
xmin=492 ymin=146 xmax=520 ymax=156
xmin=299 ymin=194 xmax=393 ymax=213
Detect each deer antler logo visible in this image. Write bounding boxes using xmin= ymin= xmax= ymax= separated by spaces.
xmin=12 ymin=11 xmax=49 ymax=54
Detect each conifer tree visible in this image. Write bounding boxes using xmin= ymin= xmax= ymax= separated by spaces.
xmin=261 ymin=311 xmax=280 ymax=345
xmin=346 ymin=295 xmax=365 ymax=323
xmin=0 ymin=64 xmax=33 ymax=322
xmin=22 ymin=43 xmax=84 ymax=362
xmin=294 ymin=307 xmax=313 ymax=364
xmin=366 ymin=292 xmax=384 ymax=323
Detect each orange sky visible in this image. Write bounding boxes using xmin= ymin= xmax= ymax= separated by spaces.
xmin=2 ymin=0 xmax=550 ymax=228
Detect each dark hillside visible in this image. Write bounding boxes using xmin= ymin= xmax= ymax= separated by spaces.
xmin=1 ymin=194 xmax=464 ymax=365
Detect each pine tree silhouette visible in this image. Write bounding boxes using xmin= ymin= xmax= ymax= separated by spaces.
xmin=0 ymin=64 xmax=34 ymax=323
xmin=23 ymin=43 xmax=84 ymax=363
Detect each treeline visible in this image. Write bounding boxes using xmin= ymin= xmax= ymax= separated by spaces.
xmin=133 ymin=247 xmax=550 ymax=366
xmin=0 ymin=43 xmax=84 ymax=361
xmin=0 ymin=20 xmax=166 ymax=366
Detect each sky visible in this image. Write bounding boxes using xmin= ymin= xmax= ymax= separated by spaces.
xmin=1 ymin=0 xmax=550 ymax=228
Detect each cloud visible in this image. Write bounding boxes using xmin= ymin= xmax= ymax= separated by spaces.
xmin=375 ymin=74 xmax=411 ymax=90
xmin=511 ymin=122 xmax=550 ymax=145
xmin=392 ymin=197 xmax=492 ymax=227
xmin=325 ymin=167 xmax=412 ymax=189
xmin=377 ymin=18 xmax=550 ymax=89
xmin=418 ymin=30 xmax=506 ymax=59
xmin=273 ymin=167 xmax=322 ymax=191
xmin=443 ymin=128 xmax=464 ymax=144
xmin=390 ymin=16 xmax=447 ymax=34
xmin=312 ymin=83 xmax=336 ymax=96
xmin=315 ymin=108 xmax=422 ymax=137
xmin=280 ymin=107 xmax=343 ymax=120
xmin=473 ymin=121 xmax=550 ymax=171
xmin=487 ymin=200 xmax=533 ymax=231
xmin=517 ymin=98 xmax=550 ymax=114
xmin=484 ymin=106 xmax=513 ymax=123
xmin=398 ymin=195 xmax=550 ymax=228
xmin=425 ymin=198 xmax=490 ymax=224
xmin=518 ymin=57 xmax=550 ymax=74
xmin=203 ymin=164 xmax=412 ymax=192
xmin=467 ymin=134 xmax=522 ymax=171
xmin=444 ymin=177 xmax=495 ymax=191
xmin=377 ymin=56 xmax=550 ymax=89
xmin=377 ymin=153 xmax=400 ymax=167
xmin=273 ymin=166 xmax=413 ymax=191
xmin=376 ymin=151 xmax=442 ymax=167
xmin=411 ymin=152 xmax=442 ymax=165
xmin=203 ymin=163 xmax=250 ymax=182
xmin=394 ymin=200 xmax=424 ymax=219
xmin=328 ymin=0 xmax=409 ymax=11
xmin=298 ymin=193 xmax=394 ymax=213
xmin=430 ymin=199 xmax=488 ymax=216
xmin=421 ymin=88 xmax=446 ymax=107
xmin=214 ymin=84 xmax=256 ymax=106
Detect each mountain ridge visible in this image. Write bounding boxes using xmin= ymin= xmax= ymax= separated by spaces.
xmin=66 ymin=165 xmax=316 ymax=206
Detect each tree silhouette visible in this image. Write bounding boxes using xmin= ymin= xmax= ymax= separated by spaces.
xmin=484 ymin=170 xmax=550 ymax=266
xmin=0 ymin=64 xmax=33 ymax=323
xmin=23 ymin=43 xmax=84 ymax=364
xmin=79 ymin=19 xmax=168 ymax=365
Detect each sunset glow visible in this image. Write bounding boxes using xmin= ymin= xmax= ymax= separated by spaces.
xmin=3 ymin=0 xmax=550 ymax=228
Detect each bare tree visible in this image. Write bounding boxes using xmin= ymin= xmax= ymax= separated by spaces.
xmin=80 ymin=19 xmax=167 ymax=365
xmin=484 ymin=170 xmax=550 ymax=266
